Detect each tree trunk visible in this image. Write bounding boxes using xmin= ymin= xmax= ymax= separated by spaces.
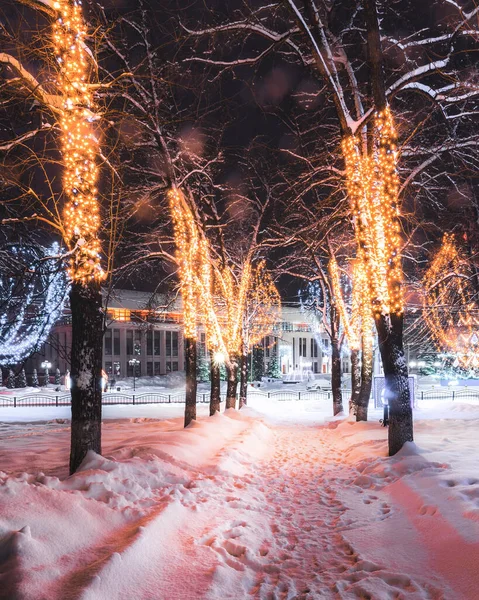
xmin=225 ymin=356 xmax=238 ymax=410
xmin=364 ymin=0 xmax=387 ymax=110
xmin=364 ymin=0 xmax=413 ymax=452
xmin=184 ymin=337 xmax=197 ymax=427
xmin=375 ymin=313 xmax=413 ymax=455
xmin=331 ymin=338 xmax=343 ymax=415
xmin=329 ymin=303 xmax=344 ymax=416
xmin=356 ymin=335 xmax=373 ymax=422
xmin=350 ymin=348 xmax=360 ymax=415
xmin=210 ymin=351 xmax=221 ymax=415
xmin=239 ymin=350 xmax=248 ymax=409
xmin=69 ymin=281 xmax=103 ymax=475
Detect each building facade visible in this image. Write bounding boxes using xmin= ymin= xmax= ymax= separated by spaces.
xmin=24 ymin=290 xmax=350 ymax=381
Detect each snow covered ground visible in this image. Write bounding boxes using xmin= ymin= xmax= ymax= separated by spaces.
xmin=0 ymin=398 xmax=478 ymax=599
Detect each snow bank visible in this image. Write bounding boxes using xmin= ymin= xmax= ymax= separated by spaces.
xmin=0 ymin=400 xmax=478 ymax=599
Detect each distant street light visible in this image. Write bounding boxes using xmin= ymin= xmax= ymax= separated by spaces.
xmin=129 ymin=358 xmax=140 ymax=391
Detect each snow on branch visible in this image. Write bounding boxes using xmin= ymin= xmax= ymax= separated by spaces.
xmin=0 ymin=53 xmax=63 ymax=113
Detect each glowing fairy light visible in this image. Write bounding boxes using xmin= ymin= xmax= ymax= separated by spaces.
xmin=167 ymin=187 xmax=200 ymax=340
xmin=53 ymin=0 xmax=104 ymax=283
xmin=342 ymin=106 xmax=402 ymax=317
xmin=329 ymin=257 xmax=374 ymax=353
xmin=245 ymin=260 xmax=281 ymax=348
xmin=329 ymin=257 xmax=359 ymax=351
xmin=167 ymin=187 xmax=280 ymax=363
xmin=423 ymin=233 xmax=479 ymax=369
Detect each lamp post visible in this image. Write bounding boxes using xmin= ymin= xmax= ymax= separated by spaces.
xmin=129 ymin=358 xmax=140 ymax=391
xmin=41 ymin=360 xmax=51 ymax=387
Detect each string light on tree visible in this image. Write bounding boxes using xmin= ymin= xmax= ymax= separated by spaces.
xmin=53 ymin=0 xmax=104 ymax=283
xmin=168 ymin=186 xmax=280 ymax=366
xmin=423 ymin=233 xmax=479 ymax=369
xmin=342 ymin=106 xmax=403 ymax=317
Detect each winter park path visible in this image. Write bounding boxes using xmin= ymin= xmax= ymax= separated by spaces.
xmin=1 ymin=406 xmax=478 ymax=599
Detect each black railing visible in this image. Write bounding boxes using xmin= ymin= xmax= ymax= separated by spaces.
xmin=0 ymin=389 xmax=337 ymax=407
xmin=2 ymin=387 xmax=473 ymax=408
xmin=419 ymin=388 xmax=479 ymax=403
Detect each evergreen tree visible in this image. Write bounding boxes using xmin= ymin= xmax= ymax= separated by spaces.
xmin=252 ymin=345 xmax=264 ymax=381
xmin=7 ymin=369 xmax=15 ymax=389
xmin=32 ymin=368 xmax=39 ymax=387
xmin=55 ymin=368 xmax=61 ymax=386
xmin=197 ymin=356 xmax=210 ymax=382
xmin=267 ymin=349 xmax=281 ymax=379
xmin=16 ymin=368 xmax=27 ymax=388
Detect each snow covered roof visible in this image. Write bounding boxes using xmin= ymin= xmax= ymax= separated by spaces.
xmin=102 ymin=289 xmax=182 ymax=311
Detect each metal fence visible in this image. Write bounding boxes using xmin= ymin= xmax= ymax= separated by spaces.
xmin=0 ymin=388 xmax=337 ymax=408
xmin=1 ymin=386 xmax=474 ymax=408
xmin=418 ymin=388 xmax=479 ymax=403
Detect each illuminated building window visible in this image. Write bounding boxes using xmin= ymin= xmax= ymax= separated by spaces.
xmin=109 ymin=309 xmax=131 ymax=322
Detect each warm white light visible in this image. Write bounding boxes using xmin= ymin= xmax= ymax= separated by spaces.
xmin=53 ymin=0 xmax=104 ymax=283
xmin=213 ymin=351 xmax=226 ymax=365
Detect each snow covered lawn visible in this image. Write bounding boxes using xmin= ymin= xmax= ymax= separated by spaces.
xmin=0 ymin=400 xmax=478 ymax=599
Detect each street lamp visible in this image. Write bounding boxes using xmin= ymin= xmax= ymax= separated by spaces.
xmin=129 ymin=358 xmax=140 ymax=391
xmin=41 ymin=361 xmax=51 ymax=387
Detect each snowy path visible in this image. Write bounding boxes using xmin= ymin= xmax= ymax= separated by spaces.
xmin=1 ymin=405 xmax=479 ymax=599
xmin=184 ymin=424 xmax=450 ymax=600
xmin=76 ymin=422 xmax=467 ymax=599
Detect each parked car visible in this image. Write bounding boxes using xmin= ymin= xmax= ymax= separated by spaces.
xmin=306 ymin=379 xmax=331 ymax=391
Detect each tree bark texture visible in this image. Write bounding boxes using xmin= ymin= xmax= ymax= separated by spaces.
xmin=210 ymin=352 xmax=221 ymax=416
xmin=375 ymin=313 xmax=413 ymax=455
xmin=225 ymin=356 xmax=238 ymax=410
xmin=356 ymin=336 xmax=373 ymax=422
xmin=239 ymin=351 xmax=248 ymax=409
xmin=350 ymin=348 xmax=360 ymax=415
xmin=184 ymin=337 xmax=197 ymax=427
xmin=331 ymin=338 xmax=343 ymax=416
xmin=69 ymin=281 xmax=103 ymax=475
xmin=364 ymin=0 xmax=387 ymax=111
xmin=330 ymin=304 xmax=344 ymax=416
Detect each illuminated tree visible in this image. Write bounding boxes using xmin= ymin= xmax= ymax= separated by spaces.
xmin=0 ymin=0 xmax=107 ymax=473
xmin=235 ymin=261 xmax=281 ymax=407
xmin=168 ymin=186 xmax=214 ymax=426
xmin=329 ymin=257 xmax=374 ymax=420
xmin=0 ymin=242 xmax=68 ymax=367
xmin=424 ymin=234 xmax=479 ymax=370
xmin=184 ymin=0 xmax=479 ymax=453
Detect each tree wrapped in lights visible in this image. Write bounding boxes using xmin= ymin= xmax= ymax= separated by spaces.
xmin=239 ymin=261 xmax=281 ymax=407
xmin=343 ymin=105 xmax=411 ymax=448
xmin=329 ymin=257 xmax=374 ymax=420
xmin=168 ymin=186 xmax=206 ymax=426
xmin=424 ymin=234 xmax=479 ymax=371
xmin=168 ymin=184 xmax=280 ymax=415
xmin=52 ymin=0 xmax=105 ymax=474
xmin=0 ymin=242 xmax=68 ymax=367
xmin=329 ymin=257 xmax=360 ymax=413
xmin=0 ymin=0 xmax=106 ymax=473
xmin=342 ymin=107 xmax=402 ymax=318
xmin=53 ymin=0 xmax=104 ymax=284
